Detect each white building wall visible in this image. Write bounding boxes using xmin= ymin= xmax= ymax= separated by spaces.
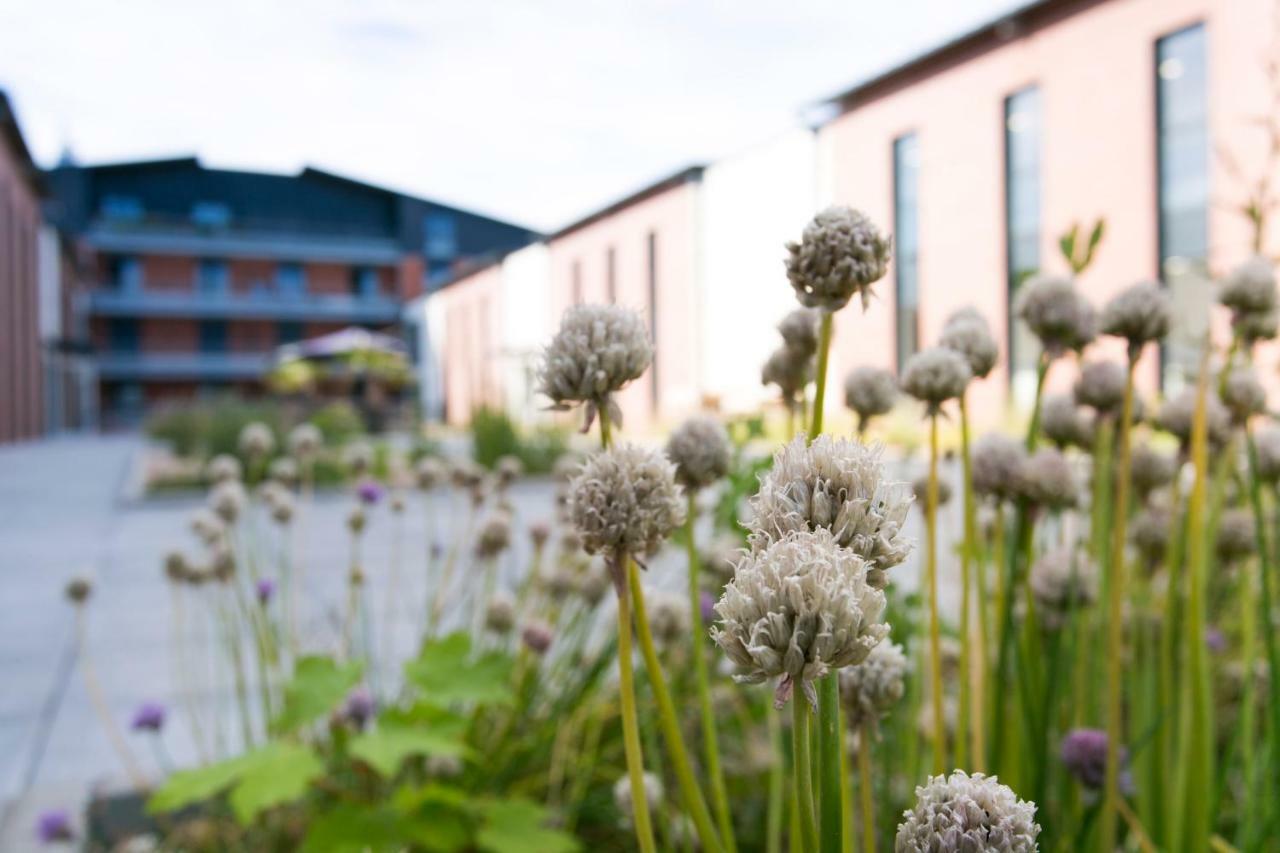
xmin=498 ymin=243 xmax=553 ymax=423
xmin=698 ymin=127 xmax=821 ymax=413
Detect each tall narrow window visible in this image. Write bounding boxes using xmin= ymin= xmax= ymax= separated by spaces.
xmin=351 ymin=267 xmax=379 ymax=300
xmin=109 ymin=256 xmax=141 ymax=292
xmin=571 ymin=260 xmax=583 ymax=305
xmin=606 ymin=247 xmax=617 ymax=303
xmin=1156 ymin=23 xmax=1209 ymax=388
xmin=424 ymin=214 xmax=458 ymax=262
xmin=199 ymin=320 xmax=228 ymax=354
xmin=198 ymin=259 xmax=228 ymax=296
xmin=892 ymin=134 xmax=920 ymax=372
xmin=1004 ymin=86 xmax=1043 ymax=399
xmin=647 ymin=231 xmax=659 ymax=413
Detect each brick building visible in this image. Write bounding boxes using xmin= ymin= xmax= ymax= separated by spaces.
xmin=46 ymin=157 xmax=537 ymax=426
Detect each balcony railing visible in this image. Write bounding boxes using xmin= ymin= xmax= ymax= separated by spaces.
xmin=96 ymin=351 xmax=272 ymax=381
xmin=87 ymin=289 xmax=402 ymax=323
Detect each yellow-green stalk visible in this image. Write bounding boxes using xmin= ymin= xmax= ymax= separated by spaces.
xmin=926 ymin=412 xmax=946 ymax=774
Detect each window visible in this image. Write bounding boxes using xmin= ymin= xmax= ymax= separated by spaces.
xmin=198 ymin=259 xmax=228 ymax=296
xmin=199 ymin=321 xmax=228 ymax=354
xmin=1004 ymin=86 xmax=1043 ymax=399
xmin=351 ymin=267 xmax=380 ymax=299
xmin=424 ymin=213 xmax=458 ymax=262
xmin=108 ymin=256 xmax=141 ymax=291
xmin=606 ymin=247 xmax=617 ymax=303
xmin=108 ymin=318 xmax=139 ymax=353
xmin=1156 ymin=23 xmax=1209 ymax=389
xmin=893 ymin=133 xmax=920 ymax=372
xmin=277 ymin=263 xmax=306 ymax=298
xmin=572 ymin=260 xmax=583 ymax=305
xmin=191 ymin=202 xmax=231 ymax=229
xmin=647 ymin=231 xmax=659 ymax=413
xmin=101 ymin=195 xmax=143 ymax=223
xmin=277 ymin=322 xmax=304 ymax=345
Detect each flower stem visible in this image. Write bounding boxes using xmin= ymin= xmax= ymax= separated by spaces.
xmin=809 ymin=312 xmax=834 ymax=440
xmin=614 ymin=559 xmax=658 ymax=853
xmin=958 ymin=392 xmax=975 ymax=771
xmin=1244 ymin=426 xmax=1280 ymax=824
xmin=766 ymin=702 xmax=784 ymax=853
xmin=857 ymin=726 xmax=876 ymax=853
xmin=629 ymin=565 xmax=726 ymax=853
xmin=926 ymin=412 xmax=946 ymax=775
xmin=792 ymin=698 xmax=819 ymax=853
xmin=686 ymin=494 xmax=737 ymax=853
xmin=1100 ymin=355 xmax=1137 ymax=852
xmin=76 ymin=607 xmax=149 ymax=789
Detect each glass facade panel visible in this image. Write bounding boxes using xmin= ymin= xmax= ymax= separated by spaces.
xmin=893 ymin=133 xmax=920 ymax=371
xmin=1004 ymin=86 xmax=1043 ymax=400
xmin=198 ymin=259 xmax=228 ymax=295
xmin=277 ymin=262 xmax=306 ymax=298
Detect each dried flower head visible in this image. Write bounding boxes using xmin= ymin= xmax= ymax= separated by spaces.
xmin=238 ymin=421 xmax=275 ymax=459
xmin=778 ymin=308 xmax=821 ymax=357
xmin=1029 ymin=547 xmax=1097 ymax=629
xmin=1216 ymin=508 xmax=1256 ymax=564
xmin=475 ymin=512 xmax=513 ymax=559
xmin=163 ymin=550 xmax=190 ymax=583
xmin=268 ymin=457 xmax=298 ymax=487
xmin=1221 ymin=366 xmax=1266 ymax=423
xmin=416 ymin=456 xmax=446 ymax=490
xmin=666 ymin=416 xmax=731 ymax=490
xmin=971 ymin=434 xmax=1028 ymax=503
xmin=1073 ymin=360 xmax=1127 ymax=415
xmin=844 ymin=366 xmax=898 ymax=430
xmin=785 ymin=206 xmax=891 ymax=312
xmin=537 ymin=304 xmax=653 ymax=425
xmin=567 ymin=444 xmax=686 ymax=562
xmin=65 ymin=576 xmax=92 ymax=605
xmin=646 ymin=590 xmax=691 ymax=645
xmin=939 ymin=309 xmax=999 ymax=379
xmin=895 ymin=771 xmax=1040 ymax=852
xmin=613 ymin=772 xmax=664 ymax=822
xmin=1254 ymin=426 xmax=1280 ymax=483
xmin=1016 ymin=274 xmax=1097 ymax=356
xmin=747 ymin=435 xmax=913 ymax=588
xmin=269 ymin=490 xmax=295 ymax=525
xmin=131 ymin=701 xmax=166 ymax=732
xmin=762 ymin=345 xmax=812 ymax=405
xmin=346 ymin=505 xmax=367 ymax=536
xmin=1039 ymin=394 xmax=1094 ymax=450
xmin=288 ymin=422 xmax=322 ymax=459
xmin=900 ymin=347 xmax=972 ymax=412
xmin=1100 ymin=281 xmax=1171 ymax=351
xmin=1155 ymin=388 xmax=1231 ymax=451
xmin=702 ymin=533 xmax=743 ymax=582
xmin=521 ymin=620 xmax=554 ymax=654
xmin=1219 ymin=255 xmax=1277 ymax=320
xmin=838 ymin=639 xmax=909 ymax=730
xmin=344 ymin=440 xmax=374 ymax=476
xmin=495 ymin=455 xmax=524 ymax=489
xmin=1015 ymin=448 xmax=1078 ymax=510
xmin=450 ymin=459 xmax=484 ymax=490
xmin=712 ymin=528 xmax=889 ymax=707
xmin=1130 ymin=503 xmax=1171 ymax=566
xmin=342 ymin=687 xmax=375 ymax=730
xmin=1061 ymin=728 xmax=1130 ymax=792
xmin=529 ymin=520 xmax=552 ymax=549
xmin=208 ymin=480 xmax=247 ymax=524
xmin=1129 ymin=443 xmax=1177 ymax=500
xmin=912 ymin=472 xmax=952 ymax=507
xmin=189 ymin=509 xmax=225 ymax=545
xmin=206 ymin=453 xmax=242 ymax=484
xmin=484 ymin=592 xmax=517 ymax=633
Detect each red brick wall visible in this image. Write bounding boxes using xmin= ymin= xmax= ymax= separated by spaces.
xmin=141 ymin=318 xmax=197 ymax=352
xmin=143 ymin=255 xmax=195 ymax=292
xmin=230 ymin=259 xmax=274 ymax=294
xmin=397 ymin=256 xmax=424 ymax=300
xmin=306 ymin=262 xmax=349 ymax=296
xmin=0 ymin=125 xmax=43 ymax=443
xmin=228 ymin=320 xmax=276 ymax=352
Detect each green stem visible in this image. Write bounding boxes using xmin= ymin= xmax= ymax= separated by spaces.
xmin=614 ymin=558 xmax=658 ymax=853
xmin=686 ymin=494 xmax=737 ymax=853
xmin=926 ymin=413 xmax=946 ymax=774
xmin=1244 ymin=427 xmax=1280 ymax=824
xmin=857 ymin=727 xmax=875 ymax=853
xmin=629 ymin=566 xmax=726 ymax=853
xmin=793 ymin=699 xmax=818 ymax=853
xmin=958 ymin=393 xmax=975 ymax=771
xmin=766 ymin=702 xmax=784 ymax=853
xmin=1100 ymin=355 xmax=1137 ymax=851
xmin=809 ymin=312 xmax=834 ymax=440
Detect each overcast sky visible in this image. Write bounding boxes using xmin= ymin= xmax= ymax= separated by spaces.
xmin=0 ymin=0 xmax=1023 ymax=232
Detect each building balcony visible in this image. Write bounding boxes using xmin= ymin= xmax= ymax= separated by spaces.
xmin=86 ymin=289 xmax=402 ymax=324
xmin=96 ymin=351 xmax=271 ymax=381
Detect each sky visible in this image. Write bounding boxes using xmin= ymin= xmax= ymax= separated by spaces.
xmin=0 ymin=0 xmax=1024 ymax=232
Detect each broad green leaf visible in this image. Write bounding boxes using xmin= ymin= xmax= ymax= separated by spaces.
xmin=349 ymin=724 xmax=469 ymax=777
xmin=300 ymin=805 xmax=417 ymax=853
xmin=228 ymin=741 xmax=324 ymax=824
xmin=274 ymin=655 xmax=363 ymax=733
xmin=1058 ymin=225 xmax=1077 ymax=269
xmin=476 ymin=799 xmax=580 ymax=853
xmin=393 ymin=782 xmax=472 ymax=814
xmin=392 ymin=784 xmax=474 ymax=853
xmin=147 ymin=751 xmax=254 ymax=814
xmin=405 ymin=632 xmax=514 ymax=707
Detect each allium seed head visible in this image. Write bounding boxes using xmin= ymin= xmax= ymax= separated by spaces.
xmin=912 ymin=472 xmax=952 ymax=507
xmin=1129 ymin=443 xmax=1177 ymax=499
xmin=537 ymin=304 xmax=653 ymax=419
xmin=1039 ymin=394 xmax=1095 ymax=450
xmin=1100 ymin=281 xmax=1171 ymax=350
xmin=1029 ymin=547 xmax=1097 ymax=629
xmin=206 ymin=453 xmax=242 ymax=484
xmin=971 ymin=434 xmax=1028 ymax=502
xmin=778 ymin=308 xmax=821 ymax=357
xmin=495 ymin=454 xmax=524 ymax=489
xmin=1237 ymin=307 xmax=1279 ymax=344
xmin=900 ymin=347 xmax=972 ymax=412
xmin=894 ymin=771 xmax=1040 ymax=852
xmin=703 ymin=533 xmax=743 ymax=582
xmin=238 ymin=421 xmax=275 ymax=459
xmin=268 ymin=457 xmax=298 ymax=487
xmin=65 ymin=576 xmax=92 ymax=605
xmin=1254 ymin=426 xmax=1280 ymax=483
xmin=1015 ymin=448 xmax=1078 ymax=510
xmin=1016 ymin=274 xmax=1097 ymax=356
xmin=416 ymin=456 xmax=446 ymax=490
xmin=529 ymin=520 xmax=552 ymax=549
xmin=747 ymin=436 xmax=913 ymax=588
xmin=843 ymin=366 xmax=898 ymax=429
xmin=475 ymin=512 xmax=513 ymax=559
xmin=1216 ymin=508 xmax=1256 ymax=564
xmin=646 ymin=590 xmax=691 ymax=645
xmin=287 ymin=422 xmax=322 ymax=459
xmin=1221 ymin=366 xmax=1267 ymax=423
xmin=1219 ymin=256 xmax=1277 ymax=319
xmin=269 ymin=490 xmax=295 ymax=525
xmin=712 ymin=528 xmax=889 ymax=708
xmin=1155 ymin=389 xmax=1231 ymax=451
xmin=567 ymin=444 xmax=686 ymax=562
xmin=346 ymin=505 xmax=367 ymax=536
xmin=208 ymin=480 xmax=247 ymax=524
xmin=1130 ymin=503 xmax=1171 ymax=565
xmin=343 ymin=440 xmax=374 ymax=476
xmin=521 ymin=620 xmax=554 ymax=655
xmin=666 ymin=416 xmax=731 ymax=490
xmin=785 ymin=206 xmax=891 ymax=312
xmin=939 ymin=310 xmax=999 ymax=379
xmin=484 ymin=592 xmax=517 ymax=633
xmin=189 ymin=509 xmax=225 ymax=545
xmin=1073 ymin=360 xmax=1127 ymax=416
xmin=838 ymin=639 xmax=909 ymax=731
xmin=762 ymin=346 xmax=812 ymax=404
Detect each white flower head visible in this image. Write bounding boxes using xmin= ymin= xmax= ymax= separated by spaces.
xmin=1073 ymin=360 xmax=1127 ymax=416
xmin=343 ymin=440 xmax=375 ymax=476
xmin=1221 ymin=366 xmax=1266 ymax=424
xmin=1129 ymin=443 xmax=1177 ymax=499
xmin=785 ymin=206 xmax=892 ymax=312
xmin=762 ymin=345 xmax=812 ymax=404
xmin=838 ymin=639 xmax=909 ymax=730
xmin=475 ymin=512 xmax=513 ymax=559
xmin=288 ymin=423 xmax=322 ymax=460
xmin=1219 ymin=255 xmax=1277 ymax=319
xmin=1100 ymin=281 xmax=1171 ymax=351
xmin=1029 ymin=547 xmax=1097 ymax=629
xmin=939 ymin=309 xmax=999 ymax=379
xmin=895 ymin=771 xmax=1040 ymax=852
xmin=206 ymin=453 xmax=242 ymax=485
xmin=208 ymin=480 xmax=247 ymax=524
xmin=666 ymin=415 xmax=732 ymax=490
xmin=568 ymin=444 xmax=686 ymax=564
xmin=712 ymin=528 xmax=889 ymax=708
xmin=238 ymin=421 xmax=275 ymax=459
xmin=1155 ymin=388 xmax=1231 ymax=451
xmin=971 ymin=434 xmax=1028 ymax=502
xmin=778 ymin=308 xmax=821 ymax=357
xmin=1016 ymin=274 xmax=1097 ymax=357
xmin=748 ymin=435 xmax=913 ymax=589
xmin=844 ymin=366 xmax=898 ymax=429
xmin=900 ymin=347 xmax=972 ymax=412
xmin=537 ymin=304 xmax=653 ymax=427
xmin=1040 ymin=394 xmax=1095 ymax=450
xmin=1015 ymin=448 xmax=1079 ymax=510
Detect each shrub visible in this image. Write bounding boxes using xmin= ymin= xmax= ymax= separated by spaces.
xmin=469 ymin=408 xmax=568 ymax=475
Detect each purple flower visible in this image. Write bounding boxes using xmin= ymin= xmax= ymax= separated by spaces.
xmin=1061 ymin=728 xmax=1131 ymax=793
xmin=1205 ymin=627 xmax=1227 ymax=653
xmin=130 ymin=701 xmax=166 ymax=733
xmin=342 ymin=687 xmax=375 ymax=729
xmin=699 ymin=591 xmax=716 ymax=624
xmin=256 ymin=578 xmax=276 ymax=606
xmin=36 ymin=810 xmax=73 ymax=843
xmin=357 ymin=480 xmax=384 ymax=506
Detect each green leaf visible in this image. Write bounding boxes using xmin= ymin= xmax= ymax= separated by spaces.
xmin=300 ymin=805 xmax=418 ymax=853
xmin=1087 ymin=217 xmax=1106 ymax=251
xmin=405 ymin=632 xmax=514 ymax=707
xmin=349 ymin=724 xmax=469 ymax=777
xmin=392 ymin=784 xmax=474 ymax=853
xmin=147 ymin=752 xmax=255 ymax=814
xmin=274 ymin=655 xmax=363 ymax=733
xmin=228 ymin=741 xmax=324 ymax=824
xmin=476 ymin=799 xmax=580 ymax=853
xmin=1058 ymin=224 xmax=1078 ymax=269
